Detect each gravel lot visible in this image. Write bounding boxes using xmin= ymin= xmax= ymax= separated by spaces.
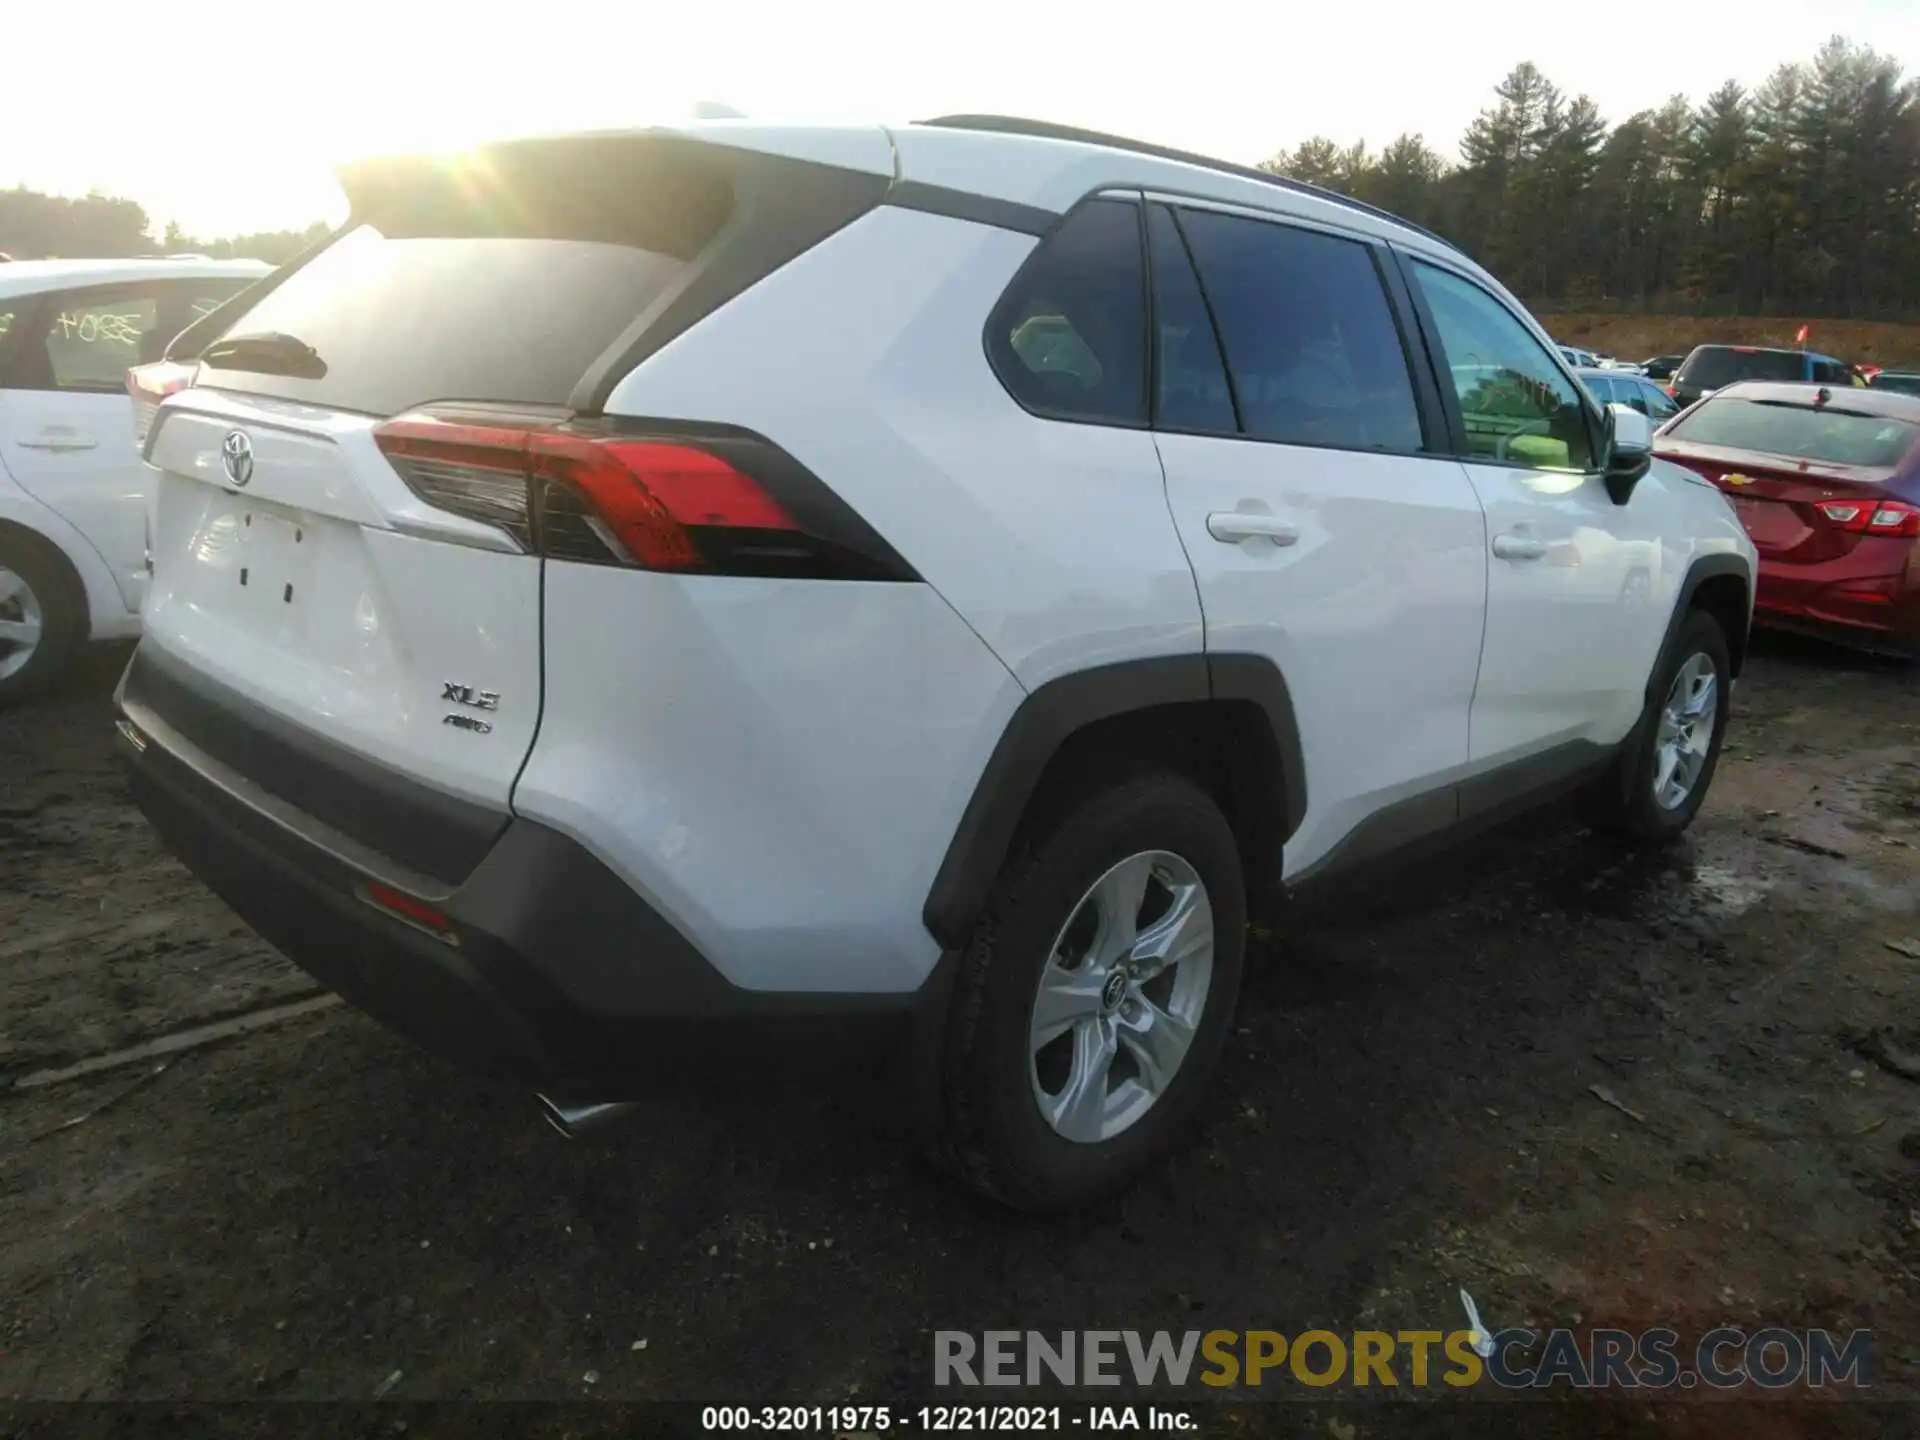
xmin=4 ymin=637 xmax=1919 ymax=1434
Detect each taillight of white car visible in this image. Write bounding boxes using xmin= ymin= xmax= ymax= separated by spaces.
xmin=125 ymin=360 xmax=197 ymax=448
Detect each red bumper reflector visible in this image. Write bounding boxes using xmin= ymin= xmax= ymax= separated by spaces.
xmin=362 ymin=880 xmax=455 ymax=936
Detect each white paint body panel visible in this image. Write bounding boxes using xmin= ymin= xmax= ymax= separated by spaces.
xmin=598 ymin=206 xmax=1206 ymax=689
xmin=1156 ymin=436 xmax=1488 ymax=875
xmin=0 ymin=387 xmax=150 ymax=614
xmin=1466 ymin=452 xmax=1751 ymax=766
xmin=141 ymin=390 xmax=541 ymax=810
xmin=516 ymin=567 xmax=1020 ymax=992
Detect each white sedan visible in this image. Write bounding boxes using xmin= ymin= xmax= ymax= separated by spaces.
xmin=0 ymin=257 xmax=270 ymax=700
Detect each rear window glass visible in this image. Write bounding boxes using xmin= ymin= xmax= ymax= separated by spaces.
xmin=1678 ymin=347 xmax=1805 ymax=388
xmin=197 ymin=140 xmax=734 ymax=416
xmin=1666 ymin=396 xmax=1920 ymax=469
xmin=1874 ymin=373 xmax=1920 ymax=396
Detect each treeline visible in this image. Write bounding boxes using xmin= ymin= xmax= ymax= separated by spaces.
xmin=1263 ymin=36 xmax=1920 ymax=320
xmin=0 ymin=188 xmax=328 ymax=265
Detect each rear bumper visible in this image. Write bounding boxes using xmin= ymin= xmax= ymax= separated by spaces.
xmin=116 ymin=660 xmax=940 ymax=1090
xmin=1753 ymin=539 xmax=1920 ymax=651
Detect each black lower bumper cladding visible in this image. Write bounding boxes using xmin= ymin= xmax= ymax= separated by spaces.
xmin=114 ymin=646 xmax=917 ymax=1089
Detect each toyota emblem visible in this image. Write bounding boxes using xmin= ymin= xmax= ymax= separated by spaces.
xmin=221 ymin=430 xmax=254 ymax=488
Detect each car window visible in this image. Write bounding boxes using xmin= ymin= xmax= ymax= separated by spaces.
xmin=38 ymin=291 xmax=163 ymax=391
xmin=1665 ymin=395 xmax=1920 ymax=469
xmin=989 ymin=198 xmax=1147 ymax=426
xmin=1642 ymin=381 xmax=1679 ymax=418
xmin=1410 ymin=261 xmax=1595 ymax=471
xmin=1581 ymin=374 xmax=1618 ymax=405
xmin=1145 ymin=205 xmax=1234 ymax=435
xmin=1612 ymin=377 xmax=1650 ymax=415
xmin=1811 ymin=358 xmax=1849 ymax=384
xmin=1175 ymin=208 xmax=1421 ymax=452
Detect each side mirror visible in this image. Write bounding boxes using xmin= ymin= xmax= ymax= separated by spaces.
xmin=1604 ymin=403 xmax=1653 ymax=505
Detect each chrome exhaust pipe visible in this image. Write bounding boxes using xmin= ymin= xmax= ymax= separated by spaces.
xmin=536 ymin=1094 xmax=637 ymax=1139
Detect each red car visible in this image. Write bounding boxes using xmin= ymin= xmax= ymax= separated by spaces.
xmin=1653 ymin=380 xmax=1920 ymax=655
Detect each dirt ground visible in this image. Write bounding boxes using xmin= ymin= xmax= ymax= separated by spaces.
xmin=4 ymin=638 xmax=1920 ymax=1435
xmin=1536 ymin=314 xmax=1920 ymax=370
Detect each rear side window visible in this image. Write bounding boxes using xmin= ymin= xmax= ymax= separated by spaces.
xmin=38 ymin=291 xmax=161 ymax=390
xmin=1643 ymin=381 xmax=1679 ymax=419
xmin=1146 ymin=205 xmax=1235 ymax=434
xmin=1176 ymin=209 xmax=1422 ymax=452
xmin=1679 ymin=347 xmax=1805 ymax=388
xmin=196 ymin=139 xmax=738 ymax=416
xmin=1665 ymin=396 xmax=1920 ymax=469
xmin=988 ymin=198 xmax=1147 ymax=426
xmin=1581 ymin=374 xmax=1619 ymax=405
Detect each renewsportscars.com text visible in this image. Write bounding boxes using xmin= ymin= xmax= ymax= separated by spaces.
xmin=934 ymin=1328 xmax=1872 ymax=1390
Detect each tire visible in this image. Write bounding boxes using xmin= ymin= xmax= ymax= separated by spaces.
xmin=936 ymin=771 xmax=1247 ymax=1212
xmin=1584 ymin=608 xmax=1732 ymax=841
xmin=0 ymin=532 xmax=80 ymax=706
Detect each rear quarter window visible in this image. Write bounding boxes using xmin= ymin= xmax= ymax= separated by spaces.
xmin=987 ymin=198 xmax=1148 ymax=426
xmin=1666 ymin=396 xmax=1920 ymax=469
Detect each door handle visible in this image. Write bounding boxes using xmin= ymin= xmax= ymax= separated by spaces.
xmin=1491 ymin=532 xmax=1547 ymax=561
xmin=1207 ymin=512 xmax=1299 ymax=546
xmin=20 ymin=431 xmax=98 ymax=452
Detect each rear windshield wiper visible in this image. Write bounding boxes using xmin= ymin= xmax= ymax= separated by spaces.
xmin=200 ymin=331 xmax=327 ymax=379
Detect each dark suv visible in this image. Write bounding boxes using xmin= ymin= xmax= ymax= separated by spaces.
xmin=1670 ymin=345 xmax=1857 ymax=408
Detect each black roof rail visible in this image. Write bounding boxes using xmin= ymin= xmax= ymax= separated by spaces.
xmin=914 ymin=114 xmax=1462 ymax=254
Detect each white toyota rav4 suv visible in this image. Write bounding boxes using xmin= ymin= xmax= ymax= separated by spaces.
xmin=0 ymin=257 xmax=270 ymax=700
xmin=117 ymin=117 xmax=1755 ymax=1209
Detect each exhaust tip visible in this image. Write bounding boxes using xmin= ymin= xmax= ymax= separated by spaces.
xmin=537 ymin=1094 xmax=637 ymax=1140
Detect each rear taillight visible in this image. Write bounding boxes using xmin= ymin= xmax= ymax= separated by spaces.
xmin=126 ymin=360 xmax=197 ymax=446
xmin=372 ymin=419 xmax=540 ymax=552
xmin=372 ymin=414 xmax=915 ymax=581
xmin=1816 ymin=498 xmax=1920 ymax=537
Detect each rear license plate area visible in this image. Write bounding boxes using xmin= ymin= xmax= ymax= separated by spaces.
xmin=227 ymin=500 xmax=318 ymax=614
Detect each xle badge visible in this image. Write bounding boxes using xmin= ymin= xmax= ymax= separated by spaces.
xmin=442 ymin=681 xmax=500 ymax=735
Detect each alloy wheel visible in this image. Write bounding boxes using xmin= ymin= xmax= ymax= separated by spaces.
xmin=1653 ymin=652 xmax=1718 ymax=810
xmin=0 ymin=565 xmax=43 ymax=682
xmin=1028 ymin=850 xmax=1215 ymax=1144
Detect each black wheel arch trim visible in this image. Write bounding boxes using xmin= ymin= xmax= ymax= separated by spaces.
xmin=920 ymin=653 xmax=1307 ymax=949
xmin=1650 ymin=552 xmax=1753 ymax=700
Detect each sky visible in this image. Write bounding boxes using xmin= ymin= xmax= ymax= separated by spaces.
xmin=5 ymin=0 xmax=1918 ymax=240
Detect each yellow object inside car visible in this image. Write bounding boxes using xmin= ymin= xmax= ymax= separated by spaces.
xmin=1507 ymin=434 xmax=1574 ymax=468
